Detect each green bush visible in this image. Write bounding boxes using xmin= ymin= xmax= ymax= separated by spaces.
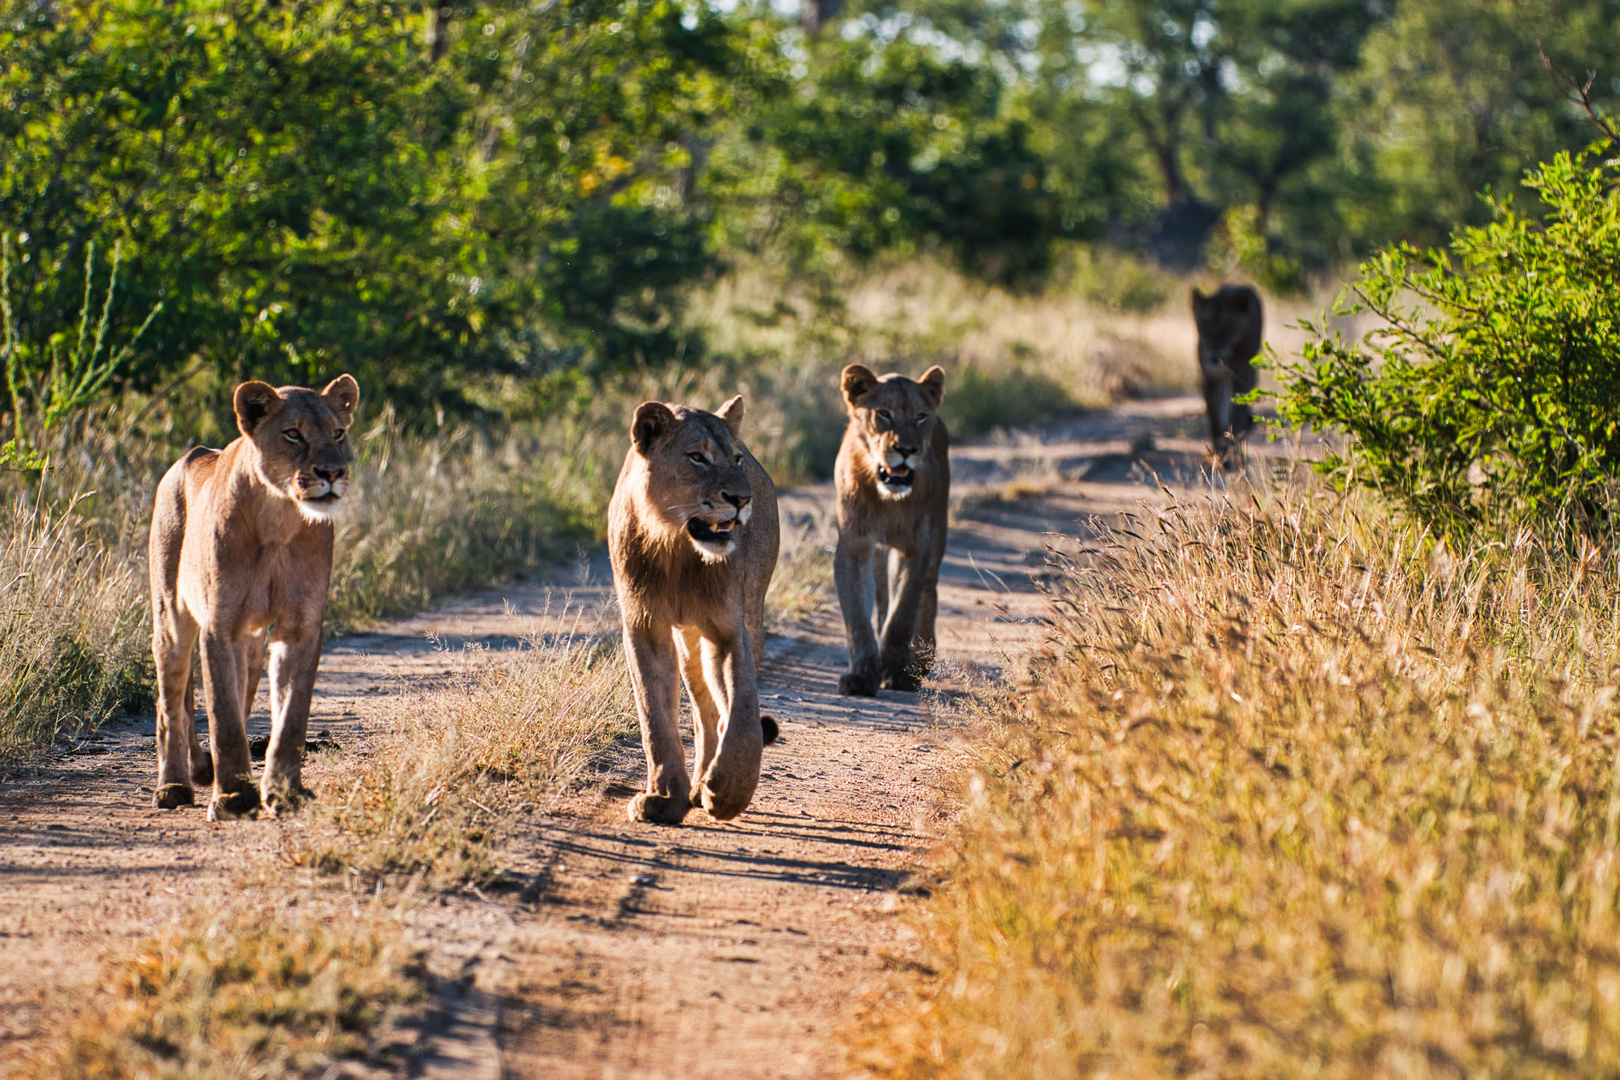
xmin=0 ymin=0 xmax=747 ymax=415
xmin=1277 ymin=146 xmax=1620 ymax=545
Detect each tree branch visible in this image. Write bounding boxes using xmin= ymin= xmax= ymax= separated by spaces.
xmin=1540 ymin=46 xmax=1620 ymax=143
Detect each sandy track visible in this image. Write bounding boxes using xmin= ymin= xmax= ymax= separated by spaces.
xmin=0 ymin=396 xmax=1238 ymax=1077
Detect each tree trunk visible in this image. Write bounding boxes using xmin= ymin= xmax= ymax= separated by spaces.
xmin=426 ymin=5 xmax=452 ymax=63
xmin=802 ymin=0 xmax=844 ymax=34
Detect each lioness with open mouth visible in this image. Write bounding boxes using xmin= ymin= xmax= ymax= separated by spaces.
xmin=148 ymin=375 xmax=359 ymax=820
xmin=833 ymin=364 xmax=948 ymax=696
xmin=607 ymin=395 xmax=780 ymax=825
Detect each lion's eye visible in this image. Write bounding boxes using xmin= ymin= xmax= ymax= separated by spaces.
xmin=283 ymin=428 xmax=304 ymax=444
xmin=916 ymin=415 xmax=928 ymax=426
xmin=733 ymin=452 xmax=743 ymax=465
xmin=877 ymin=409 xmax=892 ymax=423
xmin=334 ymin=428 xmax=346 ymax=443
xmin=688 ymin=451 xmax=708 ymax=466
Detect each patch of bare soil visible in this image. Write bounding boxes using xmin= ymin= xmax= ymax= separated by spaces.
xmin=0 ymin=396 xmax=1289 ymax=1077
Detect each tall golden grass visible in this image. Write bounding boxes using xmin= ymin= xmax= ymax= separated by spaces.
xmin=861 ymin=481 xmax=1620 ymax=1079
xmin=0 ymin=393 xmax=627 ymax=760
xmin=0 ymin=489 xmax=151 ymax=757
xmin=33 ymin=902 xmax=427 ymax=1080
xmin=292 ymin=621 xmax=633 ymax=887
xmin=691 ymin=255 xmax=1197 ymax=478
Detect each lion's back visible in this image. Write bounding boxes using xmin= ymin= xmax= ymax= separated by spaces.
xmin=149 ymin=446 xmax=220 ymax=602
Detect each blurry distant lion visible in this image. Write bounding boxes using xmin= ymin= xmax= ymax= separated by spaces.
xmin=1191 ymin=284 xmax=1262 ymax=466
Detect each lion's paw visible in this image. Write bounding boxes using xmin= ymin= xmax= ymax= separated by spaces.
xmin=262 ymin=782 xmax=315 ymax=819
xmin=882 ymin=667 xmax=923 ymax=692
xmin=207 ymin=786 xmax=261 ymax=822
xmin=838 ymin=670 xmax=879 ymax=697
xmin=628 ymin=792 xmax=690 ymax=826
xmin=154 ymin=783 xmax=195 ymax=810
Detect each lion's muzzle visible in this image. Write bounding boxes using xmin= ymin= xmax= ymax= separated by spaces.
xmin=292 ymin=465 xmax=349 ymax=520
xmin=686 ymin=514 xmax=741 ymax=560
xmin=877 ymin=447 xmax=919 ymax=497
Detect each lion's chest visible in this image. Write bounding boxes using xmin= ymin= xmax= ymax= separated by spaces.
xmin=179 ymin=528 xmax=330 ymax=637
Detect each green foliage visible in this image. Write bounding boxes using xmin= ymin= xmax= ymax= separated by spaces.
xmin=1204 ymin=204 xmax=1303 ymax=294
xmin=8 ymin=0 xmax=1620 ymax=432
xmin=1277 ymin=146 xmax=1620 ymax=544
xmin=1 ymin=234 xmax=160 ymax=468
xmin=0 ymin=0 xmax=747 ymax=414
xmin=941 ymin=363 xmax=1071 ymax=434
xmin=711 ymin=13 xmax=1071 ymax=283
xmin=1339 ymin=0 xmax=1620 ymax=247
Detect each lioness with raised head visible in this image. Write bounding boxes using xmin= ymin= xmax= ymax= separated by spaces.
xmin=833 ymin=364 xmax=948 ymax=696
xmin=608 ymin=395 xmax=780 ymax=826
xmin=1191 ymin=284 xmax=1263 ymax=466
xmin=148 ymin=375 xmax=359 ymax=819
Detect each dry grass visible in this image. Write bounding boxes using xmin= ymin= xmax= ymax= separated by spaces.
xmin=686 ymin=255 xmax=1200 ymax=483
xmin=292 ymin=617 xmax=633 ymax=887
xmin=767 ymin=499 xmax=837 ymax=627
xmin=0 ymin=407 xmax=609 ymax=761
xmin=30 ymin=902 xmax=427 ymax=1080
xmin=325 ymin=409 xmax=599 ymax=630
xmin=0 ymin=489 xmax=152 ymax=756
xmin=859 ymin=478 xmax=1620 ymax=1079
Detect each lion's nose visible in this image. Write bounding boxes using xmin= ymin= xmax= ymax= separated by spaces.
xmin=314 ymin=463 xmax=347 ymax=483
xmin=895 ymin=444 xmax=918 ymax=458
xmin=722 ymin=492 xmax=750 ymax=511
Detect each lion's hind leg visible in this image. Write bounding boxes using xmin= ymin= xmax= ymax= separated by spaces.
xmin=186 ymin=667 xmax=212 ymax=788
xmin=152 ymin=611 xmax=200 ymax=809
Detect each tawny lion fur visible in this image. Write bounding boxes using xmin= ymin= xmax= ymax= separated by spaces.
xmin=147 ymin=375 xmax=359 ymax=820
xmin=607 ymin=395 xmax=780 ymax=826
xmin=833 ymin=364 xmax=949 ymax=696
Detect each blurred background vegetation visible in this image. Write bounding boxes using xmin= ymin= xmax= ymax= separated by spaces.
xmin=5 ymin=0 xmax=1620 ymax=752
xmin=7 ymin=0 xmax=1619 ymax=424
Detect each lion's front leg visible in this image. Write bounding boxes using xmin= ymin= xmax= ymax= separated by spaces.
xmin=834 ymin=531 xmax=880 ymax=696
xmin=261 ymin=628 xmax=320 ymax=816
xmin=1202 ymin=366 xmax=1236 ymax=465
xmin=879 ymin=547 xmax=927 ymax=692
xmin=625 ymin=619 xmax=691 ymax=825
xmin=677 ymin=627 xmax=725 ymax=788
xmin=695 ymin=624 xmax=763 ymax=821
xmin=914 ymin=539 xmax=944 ymax=678
xmin=199 ymin=631 xmax=259 ymax=820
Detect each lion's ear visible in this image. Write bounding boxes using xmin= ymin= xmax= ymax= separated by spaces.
xmin=234 ymin=381 xmax=285 ymax=437
xmin=716 ymin=394 xmax=745 ymax=436
xmin=321 ymin=374 xmax=360 ymax=426
xmin=917 ymin=366 xmax=945 ymax=410
xmin=631 ymin=401 xmax=677 ymax=454
xmin=1191 ymin=286 xmax=1209 ymax=315
xmin=842 ymin=364 xmax=878 ymax=407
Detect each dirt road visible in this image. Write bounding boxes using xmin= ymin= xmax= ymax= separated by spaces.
xmin=0 ymin=396 xmax=1232 ymax=1077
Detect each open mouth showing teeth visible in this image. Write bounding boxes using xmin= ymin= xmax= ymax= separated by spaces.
xmin=686 ymin=518 xmax=737 ymax=544
xmin=878 ymin=465 xmax=914 ymax=489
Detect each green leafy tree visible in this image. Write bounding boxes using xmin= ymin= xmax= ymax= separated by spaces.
xmin=0 ymin=0 xmax=757 ymax=416
xmin=1277 ymin=146 xmax=1620 ymax=544
xmin=711 ymin=7 xmax=1071 ymax=283
xmin=1339 ymin=0 xmax=1620 ymax=249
